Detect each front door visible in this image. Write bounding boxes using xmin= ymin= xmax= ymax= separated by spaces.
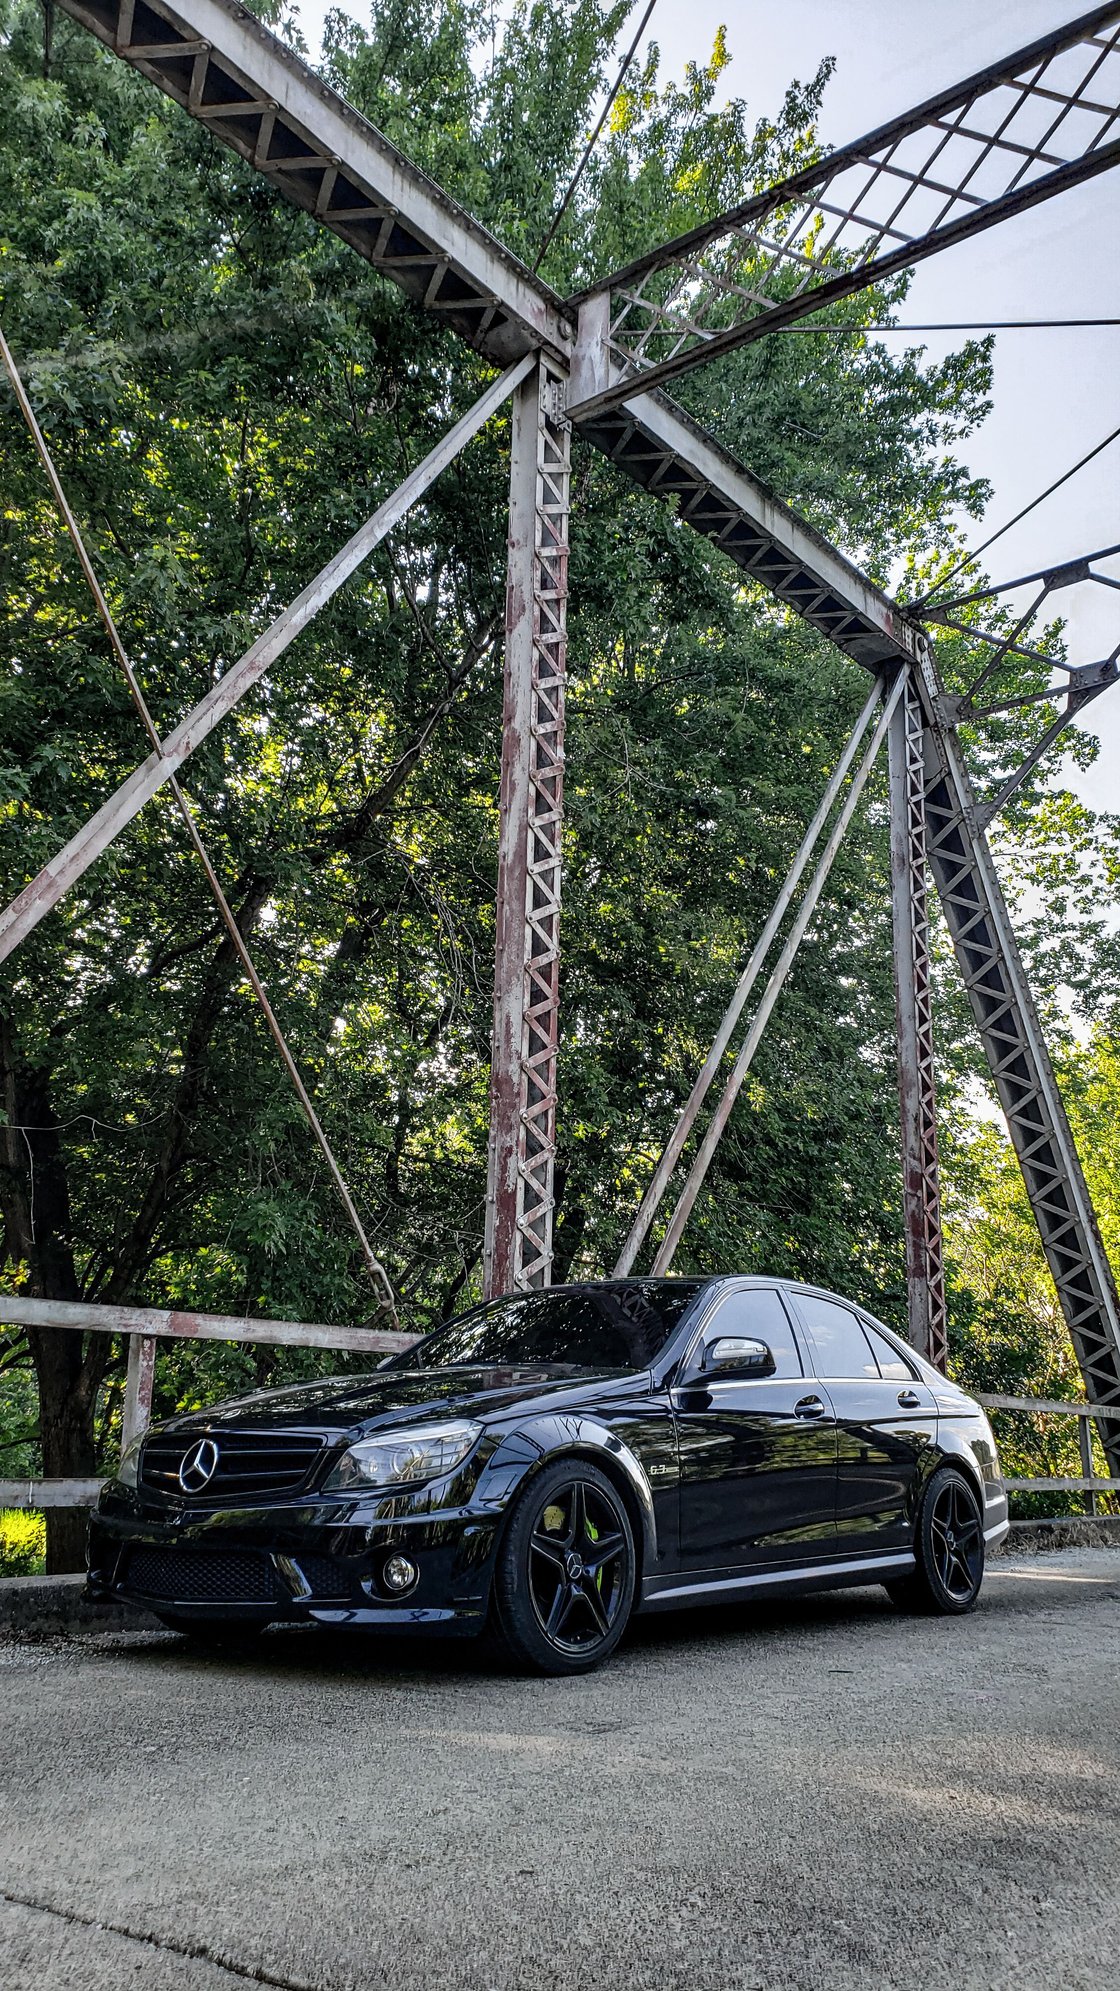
xmin=673 ymin=1286 xmax=839 ymax=1572
xmin=789 ymin=1292 xmax=937 ymax=1557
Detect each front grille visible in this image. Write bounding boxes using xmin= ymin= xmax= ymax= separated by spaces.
xmin=125 ymin=1547 xmax=282 ymax=1605
xmin=293 ymin=1553 xmax=352 ymax=1600
xmin=139 ymin=1429 xmax=328 ymax=1504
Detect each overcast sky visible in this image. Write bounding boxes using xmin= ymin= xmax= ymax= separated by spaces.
xmin=294 ymin=0 xmax=1119 ymax=813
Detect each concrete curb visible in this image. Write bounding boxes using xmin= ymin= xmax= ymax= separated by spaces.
xmin=1001 ymin=1516 xmax=1120 ymax=1553
xmin=0 ymin=1572 xmax=159 ymax=1636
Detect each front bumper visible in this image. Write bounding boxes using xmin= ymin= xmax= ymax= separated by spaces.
xmin=88 ymin=1491 xmax=501 ymax=1636
xmin=983 ymin=1483 xmax=1011 ymax=1547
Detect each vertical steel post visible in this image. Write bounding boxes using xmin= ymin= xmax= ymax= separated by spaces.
xmin=121 ymin=1333 xmax=156 ymax=1452
xmin=889 ymin=665 xmax=949 ymax=1370
xmin=484 ymin=359 xmax=571 ymax=1297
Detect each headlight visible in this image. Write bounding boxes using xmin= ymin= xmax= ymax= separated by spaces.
xmin=323 ymin=1420 xmax=482 ymax=1493
xmin=115 ymin=1437 xmax=144 ymax=1488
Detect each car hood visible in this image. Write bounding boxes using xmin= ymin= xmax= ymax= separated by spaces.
xmin=158 ymin=1365 xmax=643 ymax=1438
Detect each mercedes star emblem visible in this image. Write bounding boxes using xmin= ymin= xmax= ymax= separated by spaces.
xmin=178 ymin=1436 xmax=220 ymax=1494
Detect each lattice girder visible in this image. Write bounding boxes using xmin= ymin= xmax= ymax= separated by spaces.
xmin=572 ymin=5 xmax=1120 ymax=416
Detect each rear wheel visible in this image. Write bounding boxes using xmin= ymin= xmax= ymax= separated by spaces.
xmin=886 ymin=1465 xmax=985 ymax=1615
xmin=491 ymin=1460 xmax=636 ymax=1675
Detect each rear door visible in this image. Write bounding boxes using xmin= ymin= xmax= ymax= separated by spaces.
xmin=673 ymin=1285 xmax=839 ymax=1573
xmin=790 ymin=1291 xmax=937 ymax=1557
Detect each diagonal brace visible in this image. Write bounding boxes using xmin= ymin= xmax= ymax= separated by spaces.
xmin=650 ymin=671 xmax=905 ymax=1274
xmin=0 ymin=355 xmax=533 ymax=965
xmin=612 ymin=675 xmax=888 ymax=1277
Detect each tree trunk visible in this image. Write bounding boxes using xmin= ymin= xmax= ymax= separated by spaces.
xmin=0 ymin=1017 xmax=97 ymax=1571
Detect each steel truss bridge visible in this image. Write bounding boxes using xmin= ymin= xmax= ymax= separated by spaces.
xmin=3 ymin=0 xmax=1120 ymax=1481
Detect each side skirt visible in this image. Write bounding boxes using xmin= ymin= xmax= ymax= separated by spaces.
xmin=637 ymin=1551 xmax=917 ymax=1614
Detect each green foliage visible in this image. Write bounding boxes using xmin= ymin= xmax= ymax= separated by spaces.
xmin=0 ymin=1508 xmax=45 ymax=1576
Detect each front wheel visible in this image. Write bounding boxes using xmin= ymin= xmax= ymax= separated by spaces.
xmin=886 ymin=1465 xmax=985 ymax=1616
xmin=491 ymin=1460 xmax=637 ymax=1675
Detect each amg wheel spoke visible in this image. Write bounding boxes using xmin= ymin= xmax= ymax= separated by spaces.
xmin=545 ymin=1583 xmax=575 ymax=1637
xmin=949 ymin=1550 xmax=973 ymax=1593
xmin=581 ymin=1577 xmax=611 ymax=1636
xmin=583 ymin=1530 xmax=624 ymax=1575
xmin=531 ymin=1530 xmax=567 ymax=1570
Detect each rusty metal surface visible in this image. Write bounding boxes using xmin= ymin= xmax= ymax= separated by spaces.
xmin=484 ymin=360 xmax=571 ymax=1296
xmin=888 ymin=670 xmax=948 ymax=1371
xmin=121 ymin=1335 xmax=157 ymax=1453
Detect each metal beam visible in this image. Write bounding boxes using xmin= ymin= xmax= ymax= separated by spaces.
xmin=0 ymin=1294 xmax=417 ymax=1352
xmin=651 ymin=676 xmax=904 ymax=1273
xmin=574 ymin=387 xmax=924 ymax=672
xmin=889 ymin=670 xmax=948 ymax=1369
xmin=0 ymin=1479 xmax=105 ymax=1508
xmin=612 ymin=676 xmax=887 ymax=1277
xmin=0 ymin=357 xmax=532 ymax=964
xmin=914 ymin=657 xmax=1120 ymax=1463
xmin=484 ymin=359 xmax=572 ymax=1295
xmin=53 ymin=0 xmax=571 ymax=365
xmin=570 ymin=5 xmax=1120 ymax=418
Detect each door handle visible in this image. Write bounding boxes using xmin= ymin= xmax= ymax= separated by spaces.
xmin=794 ymin=1395 xmax=825 ymax=1419
xmin=897 ymin=1389 xmax=921 ymax=1409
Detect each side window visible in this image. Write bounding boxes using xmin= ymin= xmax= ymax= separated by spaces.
xmin=706 ymin=1288 xmax=803 ymax=1380
xmin=797 ymin=1294 xmax=878 ymax=1379
xmin=861 ymin=1319 xmax=918 ymax=1382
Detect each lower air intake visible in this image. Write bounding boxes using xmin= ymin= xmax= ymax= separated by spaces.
xmin=126 ymin=1547 xmax=282 ymax=1605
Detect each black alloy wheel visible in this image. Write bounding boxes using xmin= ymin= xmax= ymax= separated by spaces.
xmin=492 ymin=1459 xmax=637 ymax=1675
xmin=886 ymin=1465 xmax=985 ymax=1616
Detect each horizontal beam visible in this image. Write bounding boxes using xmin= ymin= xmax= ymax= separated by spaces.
xmin=54 ymin=0 xmax=570 ymax=364
xmin=1 ymin=1295 xmax=418 ymax=1354
xmin=0 ymin=357 xmax=531 ymax=964
xmin=1003 ymin=1476 xmax=1120 ymax=1491
xmin=0 ymin=1479 xmax=104 ymax=1508
xmin=978 ymin=1392 xmax=1120 ymax=1419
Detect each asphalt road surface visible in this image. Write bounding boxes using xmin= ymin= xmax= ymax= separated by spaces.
xmin=2 ymin=1549 xmax=1118 ymax=1991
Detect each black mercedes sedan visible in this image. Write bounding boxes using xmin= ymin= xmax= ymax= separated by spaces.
xmin=89 ymin=1277 xmax=1009 ymax=1674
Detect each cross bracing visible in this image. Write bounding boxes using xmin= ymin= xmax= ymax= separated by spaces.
xmin=570 ymin=2 xmax=1120 ymax=418
xmin=10 ymin=0 xmax=1120 ymax=1478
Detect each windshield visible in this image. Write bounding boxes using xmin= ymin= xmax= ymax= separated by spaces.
xmin=390 ymin=1282 xmax=704 ymax=1373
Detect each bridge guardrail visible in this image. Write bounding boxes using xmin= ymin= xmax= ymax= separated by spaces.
xmin=2 ymin=1311 xmax=1117 ymax=1516
xmin=976 ymin=1392 xmax=1120 ymax=1513
xmin=0 ymin=1296 xmax=418 ymax=1511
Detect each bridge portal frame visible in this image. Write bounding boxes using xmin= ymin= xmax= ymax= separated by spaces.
xmin=2 ymin=0 xmax=1119 ymax=1477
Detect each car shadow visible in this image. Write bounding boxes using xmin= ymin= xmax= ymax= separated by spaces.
xmin=109 ymin=1581 xmax=907 ymax=1685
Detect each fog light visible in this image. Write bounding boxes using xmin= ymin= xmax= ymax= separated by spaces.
xmin=383 ymin=1553 xmax=418 ymax=1594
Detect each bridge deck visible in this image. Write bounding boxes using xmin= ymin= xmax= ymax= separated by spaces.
xmin=2 ymin=1550 xmax=1118 ymax=1990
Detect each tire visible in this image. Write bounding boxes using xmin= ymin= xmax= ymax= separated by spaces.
xmin=886 ymin=1465 xmax=985 ymax=1616
xmin=491 ymin=1460 xmax=637 ymax=1676
xmin=154 ymin=1613 xmax=268 ymax=1642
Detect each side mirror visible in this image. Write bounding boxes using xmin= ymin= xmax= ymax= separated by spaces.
xmin=702 ymin=1336 xmax=775 ymax=1377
